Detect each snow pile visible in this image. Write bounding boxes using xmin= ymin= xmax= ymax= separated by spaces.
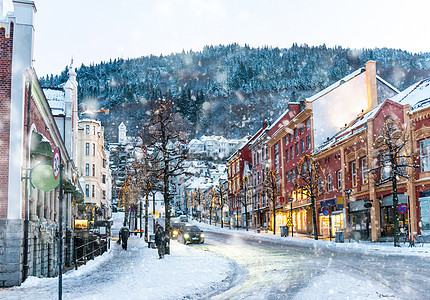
xmin=293 ymin=269 xmax=399 ymax=300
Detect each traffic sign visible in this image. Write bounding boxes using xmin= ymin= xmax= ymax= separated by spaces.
xmin=53 ymin=147 xmax=60 ymax=180
xmin=286 ymin=217 xmax=293 ymax=227
xmin=397 ymin=204 xmax=408 ymax=215
xmin=323 ymin=208 xmax=330 ymax=216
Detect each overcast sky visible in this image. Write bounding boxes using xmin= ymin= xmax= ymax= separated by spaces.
xmin=3 ymin=0 xmax=430 ymax=77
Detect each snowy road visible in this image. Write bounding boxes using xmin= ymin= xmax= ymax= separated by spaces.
xmin=190 ymin=229 xmax=430 ymax=299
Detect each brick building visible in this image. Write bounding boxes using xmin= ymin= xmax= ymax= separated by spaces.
xmin=0 ymin=1 xmax=79 ymax=286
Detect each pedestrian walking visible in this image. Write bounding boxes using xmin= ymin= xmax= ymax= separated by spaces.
xmin=119 ymin=222 xmax=130 ymax=250
xmin=155 ymin=225 xmax=165 ymax=259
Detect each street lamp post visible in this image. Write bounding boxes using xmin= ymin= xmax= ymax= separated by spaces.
xmin=345 ymin=189 xmax=351 ymax=240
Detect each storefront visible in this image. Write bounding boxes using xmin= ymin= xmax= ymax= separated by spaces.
xmin=349 ymin=199 xmax=371 ymax=240
xmin=380 ymin=194 xmax=408 ymax=237
xmin=292 ymin=203 xmax=312 ymax=234
xmin=318 ymin=198 xmax=344 ymax=237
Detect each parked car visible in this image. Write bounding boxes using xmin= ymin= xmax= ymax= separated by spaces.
xmin=179 ymin=225 xmax=204 ymax=244
xmin=171 ymin=222 xmax=185 ymax=239
xmin=179 ymin=215 xmax=188 ymax=223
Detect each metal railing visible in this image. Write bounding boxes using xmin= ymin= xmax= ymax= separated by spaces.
xmin=73 ymin=236 xmax=110 ymax=270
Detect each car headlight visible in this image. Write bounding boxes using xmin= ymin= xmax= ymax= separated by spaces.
xmin=200 ymin=234 xmax=205 ymax=238
xmin=184 ymin=234 xmax=189 ymax=238
xmin=173 ymin=230 xmax=178 ymax=235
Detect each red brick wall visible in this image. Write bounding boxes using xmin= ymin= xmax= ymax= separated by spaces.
xmin=0 ymin=23 xmax=14 ymax=218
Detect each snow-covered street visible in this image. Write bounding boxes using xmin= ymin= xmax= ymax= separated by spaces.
xmin=2 ymin=213 xmax=430 ymax=299
xmin=0 ymin=213 xmax=233 ymax=300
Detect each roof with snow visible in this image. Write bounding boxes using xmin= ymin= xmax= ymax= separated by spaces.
xmin=390 ymin=78 xmax=430 ymax=112
xmin=43 ymin=88 xmax=65 ymax=116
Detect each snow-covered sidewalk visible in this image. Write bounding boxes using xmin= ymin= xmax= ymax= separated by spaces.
xmin=191 ymin=218 xmax=430 ymax=258
xmin=0 ymin=213 xmax=233 ymax=300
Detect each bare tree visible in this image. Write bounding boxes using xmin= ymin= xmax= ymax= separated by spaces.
xmin=295 ymin=154 xmax=325 ymax=240
xmin=263 ymin=170 xmax=280 ymax=235
xmin=216 ymin=182 xmax=228 ymax=228
xmin=372 ymin=118 xmax=417 ymax=247
xmin=141 ymin=99 xmax=188 ymax=253
xmin=237 ymin=175 xmax=251 ymax=231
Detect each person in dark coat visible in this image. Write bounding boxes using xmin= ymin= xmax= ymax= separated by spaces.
xmin=155 ymin=225 xmax=165 ymax=259
xmin=119 ymin=222 xmax=130 ymax=250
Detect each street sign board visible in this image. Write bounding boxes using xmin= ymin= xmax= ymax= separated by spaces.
xmin=53 ymin=147 xmax=60 ymax=180
xmin=286 ymin=217 xmax=293 ymax=226
xmin=323 ymin=208 xmax=330 ymax=216
xmin=397 ymin=204 xmax=408 ymax=215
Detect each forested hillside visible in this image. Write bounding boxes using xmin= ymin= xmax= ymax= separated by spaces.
xmin=40 ymin=44 xmax=430 ymax=141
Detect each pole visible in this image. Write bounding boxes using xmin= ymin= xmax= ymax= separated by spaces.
xmin=140 ymin=198 xmax=143 ymax=238
xmin=152 ymin=192 xmax=156 ymax=232
xmin=290 ymin=200 xmax=293 ymax=237
xmin=329 ymin=206 xmax=332 ymax=241
xmin=58 ymin=163 xmax=64 ymax=300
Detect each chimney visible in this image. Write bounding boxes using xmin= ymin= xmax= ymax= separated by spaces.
xmin=365 ymin=61 xmax=378 ymax=109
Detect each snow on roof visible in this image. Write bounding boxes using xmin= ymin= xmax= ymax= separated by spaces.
xmin=390 ymin=78 xmax=430 ymax=112
xmin=306 ymin=68 xmax=365 ymax=102
xmin=315 ymin=104 xmax=380 ymax=153
xmin=44 ymin=88 xmax=65 ymax=114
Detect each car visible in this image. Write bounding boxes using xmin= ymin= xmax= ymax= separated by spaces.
xmin=179 ymin=215 xmax=188 ymax=222
xmin=179 ymin=225 xmax=204 ymax=244
xmin=171 ymin=222 xmax=185 ymax=239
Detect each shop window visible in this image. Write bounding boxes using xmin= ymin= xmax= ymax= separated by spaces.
xmin=421 ymin=139 xmax=430 ymax=172
xmin=419 ymin=197 xmax=430 ymax=234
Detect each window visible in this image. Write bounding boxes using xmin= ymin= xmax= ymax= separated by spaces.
xmin=92 ymin=185 xmax=95 ymax=197
xmin=337 ymin=170 xmax=342 ymax=189
xmin=286 ymin=171 xmax=290 ymax=182
xmin=380 ymin=152 xmax=391 ymax=181
xmin=275 ymin=154 xmax=280 ymax=171
xmin=290 ymin=146 xmax=293 ymax=160
xmin=86 ymin=125 xmax=89 ymax=134
xmin=306 ymin=119 xmax=310 ymax=130
xmin=85 ymin=184 xmax=89 ymax=197
xmin=103 ymin=159 xmax=107 ymax=168
xmin=294 ymin=129 xmax=298 ymax=138
xmin=274 ymin=143 xmax=279 ymax=153
xmin=361 ymin=157 xmax=368 ymax=184
xmin=102 ymin=174 xmax=106 ymax=184
xmin=327 ymin=174 xmax=332 ymax=191
xmin=92 ymin=164 xmax=95 ymax=177
xmin=301 ymin=139 xmax=305 ymax=153
xmin=257 ymin=171 xmax=260 ymax=185
xmin=93 ymin=126 xmax=96 ymax=135
xmin=285 ymin=136 xmax=289 ymax=146
xmin=289 ymin=134 xmax=292 ymax=143
xmin=306 ymin=135 xmax=311 ymax=150
xmin=291 ymin=168 xmax=295 ymax=181
xmin=421 ymin=139 xmax=430 ymax=172
xmin=102 ymin=190 xmax=106 ymax=200
xmin=93 ymin=143 xmax=96 ymax=156
xmin=286 ymin=149 xmax=289 ymax=162
xmin=300 ymin=126 xmax=304 ymax=135
xmin=85 ymin=143 xmax=89 ymax=155
xmin=295 ymin=143 xmax=299 ymax=157
xmin=351 ymin=161 xmax=357 ymax=187
xmin=85 ymin=164 xmax=89 ymax=176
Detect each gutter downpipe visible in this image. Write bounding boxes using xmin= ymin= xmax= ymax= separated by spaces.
xmin=23 ymin=77 xmax=32 ymax=280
